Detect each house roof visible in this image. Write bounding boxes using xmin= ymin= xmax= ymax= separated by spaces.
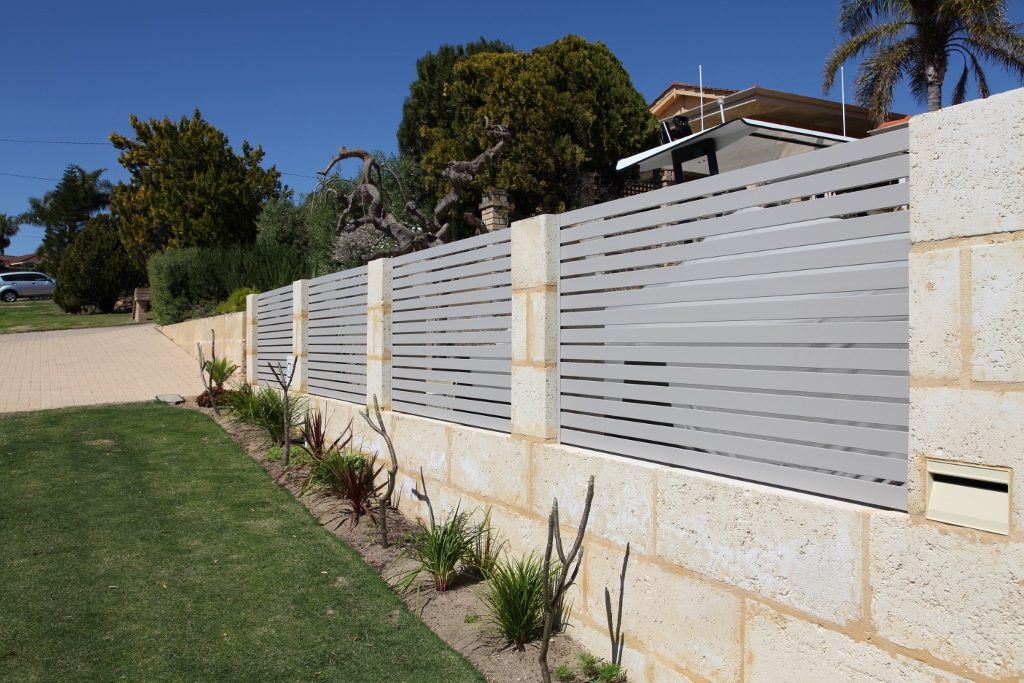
xmin=649 ymin=81 xmax=739 ymax=108
xmin=0 ymin=253 xmax=40 ymax=267
xmin=617 ymin=118 xmax=851 ymax=174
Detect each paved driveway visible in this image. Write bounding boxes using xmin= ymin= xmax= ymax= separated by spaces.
xmin=0 ymin=325 xmax=205 ymax=413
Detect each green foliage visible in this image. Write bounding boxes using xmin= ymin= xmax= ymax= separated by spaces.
xmin=823 ymin=0 xmax=1024 ymax=121
xmin=421 ymin=35 xmax=657 ymax=218
xmin=203 ymin=357 xmax=237 ymax=390
xmin=400 ymin=506 xmax=476 ymax=592
xmin=216 ymin=286 xmax=259 ymax=314
xmin=53 ymin=214 xmax=143 ymax=313
xmin=224 ymin=384 xmax=308 ymax=445
xmin=554 ymin=664 xmax=576 ymax=682
xmin=303 ymin=450 xmax=385 ymax=527
xmin=24 ymin=165 xmax=112 ymax=274
xmin=0 ymin=213 xmax=20 ymax=256
xmin=577 ymin=653 xmax=600 ymax=679
xmin=147 ymin=242 xmax=311 ymax=324
xmin=299 ymin=410 xmax=352 ymax=464
xmin=596 ymin=662 xmax=626 ymax=683
xmin=266 ymin=445 xmax=284 ymax=462
xmin=481 ymin=553 xmax=546 ymax=649
xmin=463 ymin=614 xmax=480 ymax=624
xmin=110 ymin=109 xmax=281 ymax=269
xmin=462 ymin=507 xmax=505 ymax=579
xmin=398 ymin=38 xmax=514 ymax=163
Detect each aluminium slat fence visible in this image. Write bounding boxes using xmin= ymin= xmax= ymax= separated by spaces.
xmin=557 ymin=130 xmax=911 ymax=510
xmin=391 ymin=229 xmax=513 ymax=432
xmin=256 ymin=284 xmax=294 ymax=385
xmin=307 ymin=266 xmax=368 ymax=404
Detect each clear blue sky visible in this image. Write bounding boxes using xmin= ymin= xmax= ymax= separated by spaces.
xmin=3 ymin=0 xmax=1022 ymax=255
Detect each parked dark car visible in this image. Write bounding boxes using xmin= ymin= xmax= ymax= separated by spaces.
xmin=0 ymin=271 xmax=57 ymax=302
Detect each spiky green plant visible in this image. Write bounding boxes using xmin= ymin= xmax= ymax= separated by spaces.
xmin=481 ymin=553 xmax=547 ymax=649
xmin=203 ymin=356 xmax=237 ymax=390
xmin=399 ymin=506 xmax=475 ymax=592
xmin=223 ymin=384 xmax=307 ymax=445
xmin=462 ymin=507 xmax=506 ymax=579
xmin=823 ymin=0 xmax=1024 ymax=122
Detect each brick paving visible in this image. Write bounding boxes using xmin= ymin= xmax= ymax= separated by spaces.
xmin=0 ymin=325 xmax=205 ymax=413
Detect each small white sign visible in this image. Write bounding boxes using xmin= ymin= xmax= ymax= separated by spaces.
xmin=286 ymin=354 xmax=294 ymax=379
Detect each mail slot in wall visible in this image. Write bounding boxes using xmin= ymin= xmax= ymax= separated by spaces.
xmin=925 ymin=460 xmax=1011 ymax=535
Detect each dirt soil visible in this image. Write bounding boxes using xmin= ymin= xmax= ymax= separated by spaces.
xmin=184 ymin=399 xmax=587 ymax=683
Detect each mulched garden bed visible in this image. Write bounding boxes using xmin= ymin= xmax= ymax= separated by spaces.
xmin=184 ymin=399 xmax=588 ymax=683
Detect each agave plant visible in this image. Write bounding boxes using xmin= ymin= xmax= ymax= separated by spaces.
xmin=202 ymin=356 xmax=237 ymax=391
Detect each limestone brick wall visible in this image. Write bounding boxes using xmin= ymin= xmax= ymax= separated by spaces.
xmin=158 ymin=311 xmax=245 ymax=369
xmin=233 ymin=89 xmax=1024 ymax=682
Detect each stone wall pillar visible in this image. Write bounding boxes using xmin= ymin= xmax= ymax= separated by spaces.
xmin=907 ymin=87 xmax=1024 ymax=533
xmin=366 ymin=258 xmax=393 ymax=410
xmin=291 ymin=280 xmax=309 ymax=393
xmin=245 ymin=292 xmax=258 ymax=386
xmin=510 ymin=214 xmax=559 ymax=441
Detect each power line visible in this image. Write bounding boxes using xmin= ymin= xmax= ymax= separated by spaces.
xmin=0 ymin=138 xmax=108 ymax=145
xmin=0 ymin=171 xmax=61 ymax=181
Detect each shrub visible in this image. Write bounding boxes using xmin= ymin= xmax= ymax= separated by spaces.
xmin=400 ymin=506 xmax=476 ymax=592
xmin=54 ymin=214 xmax=143 ymax=313
xmin=462 ymin=507 xmax=505 ymax=579
xmin=203 ymin=357 xmax=237 ymax=391
xmin=147 ymin=242 xmax=311 ymax=324
xmin=482 ymin=553 xmax=546 ymax=649
xmin=554 ymin=664 xmax=576 ymax=683
xmin=216 ymin=286 xmax=258 ymax=314
xmin=223 ymin=384 xmax=307 ymax=445
xmin=299 ymin=411 xmax=352 ymax=464
xmin=303 ymin=450 xmax=385 ymax=527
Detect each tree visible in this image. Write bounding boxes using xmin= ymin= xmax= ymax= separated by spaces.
xmin=110 ymin=109 xmax=282 ymax=269
xmin=54 ymin=214 xmax=143 ymax=313
xmin=0 ymin=213 xmax=19 ymax=256
xmin=397 ymin=38 xmax=514 ymax=163
xmin=24 ymin=165 xmax=112 ymax=274
xmin=824 ymin=0 xmax=1024 ymax=122
xmin=421 ymin=35 xmax=658 ymax=218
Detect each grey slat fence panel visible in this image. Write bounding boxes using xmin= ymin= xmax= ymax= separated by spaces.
xmin=256 ymin=284 xmax=294 ymax=385
xmin=392 ymin=229 xmax=513 ymax=432
xmin=558 ymin=132 xmax=911 ymax=510
xmin=306 ymin=265 xmax=368 ymax=404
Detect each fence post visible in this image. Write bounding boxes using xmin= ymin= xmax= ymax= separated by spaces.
xmin=366 ymin=258 xmax=393 ymax=410
xmin=510 ymin=214 xmax=559 ymax=441
xmin=245 ymin=292 xmax=259 ymax=386
xmin=291 ymin=280 xmax=309 ymax=393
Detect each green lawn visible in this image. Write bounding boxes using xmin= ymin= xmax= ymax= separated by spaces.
xmin=0 ymin=403 xmax=483 ymax=683
xmin=0 ymin=299 xmax=134 ymax=334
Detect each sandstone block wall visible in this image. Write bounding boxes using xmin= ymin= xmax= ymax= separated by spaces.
xmin=158 ymin=311 xmax=245 ymax=369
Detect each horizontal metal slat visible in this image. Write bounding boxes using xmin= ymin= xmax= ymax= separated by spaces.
xmin=393 ymin=401 xmax=511 ymax=433
xmin=391 ymin=367 xmax=511 ymax=388
xmin=394 ymin=317 xmax=510 ymax=335
xmin=559 ymin=362 xmax=909 ymax=399
xmin=559 ymin=344 xmax=908 ymax=371
xmin=392 ymin=356 xmax=511 ymax=373
xmin=393 ymin=301 xmax=511 ymax=322
xmin=393 ymin=379 xmax=510 ymax=403
xmin=559 ymin=320 xmax=908 ymax=345
xmin=393 ymin=390 xmax=511 ymax=419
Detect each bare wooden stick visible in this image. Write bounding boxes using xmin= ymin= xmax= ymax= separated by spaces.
xmin=196 ymin=342 xmax=219 ymax=416
xmin=361 ymin=394 xmax=399 ymax=547
xmin=267 ymin=359 xmax=297 ymax=467
xmin=539 ymin=476 xmax=595 ymax=683
xmin=604 ymin=542 xmax=630 ymax=666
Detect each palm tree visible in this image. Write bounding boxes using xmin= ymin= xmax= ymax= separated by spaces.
xmin=0 ymin=213 xmax=19 ymax=257
xmin=824 ymin=0 xmax=1024 ymax=123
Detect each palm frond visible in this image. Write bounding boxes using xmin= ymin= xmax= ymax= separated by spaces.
xmin=824 ymin=20 xmax=909 ymax=93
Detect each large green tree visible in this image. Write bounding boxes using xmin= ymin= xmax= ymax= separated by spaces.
xmin=824 ymin=0 xmax=1024 ymax=122
xmin=420 ymin=35 xmax=658 ymax=217
xmin=54 ymin=214 xmax=143 ymax=313
xmin=397 ymin=38 xmax=514 ymax=163
xmin=110 ymin=109 xmax=282 ymax=269
xmin=0 ymin=213 xmax=19 ymax=256
xmin=24 ymin=165 xmax=112 ymax=274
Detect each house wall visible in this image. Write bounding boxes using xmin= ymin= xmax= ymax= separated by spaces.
xmin=236 ymin=89 xmax=1023 ymax=682
xmin=158 ymin=311 xmax=245 ymax=369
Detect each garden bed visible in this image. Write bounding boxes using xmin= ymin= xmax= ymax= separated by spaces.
xmin=189 ymin=398 xmax=593 ymax=683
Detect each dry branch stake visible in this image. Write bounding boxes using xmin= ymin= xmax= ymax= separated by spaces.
xmin=539 ymin=476 xmax=595 ymax=683
xmin=360 ymin=395 xmax=399 ymax=547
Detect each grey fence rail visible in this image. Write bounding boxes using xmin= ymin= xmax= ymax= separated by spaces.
xmin=557 ymin=130 xmax=911 ymax=509
xmin=391 ymin=229 xmax=513 ymax=432
xmin=307 ymin=266 xmax=368 ymax=404
xmin=256 ymin=284 xmax=294 ymax=385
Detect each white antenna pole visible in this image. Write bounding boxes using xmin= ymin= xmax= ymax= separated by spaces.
xmin=698 ymin=65 xmax=704 ymax=131
xmin=718 ymin=97 xmax=726 ymax=124
xmin=840 ymin=66 xmax=847 ymax=137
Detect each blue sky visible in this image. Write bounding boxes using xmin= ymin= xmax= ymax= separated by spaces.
xmin=3 ymin=0 xmax=1022 ymax=255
